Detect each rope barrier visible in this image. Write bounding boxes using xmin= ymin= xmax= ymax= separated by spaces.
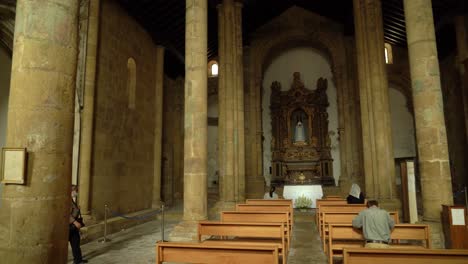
xmin=99 ymin=204 xmax=166 ymax=243
xmin=109 ymin=208 xmax=162 ymax=220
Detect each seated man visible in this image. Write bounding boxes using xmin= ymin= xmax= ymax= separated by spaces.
xmin=352 ymin=200 xmax=394 ymax=248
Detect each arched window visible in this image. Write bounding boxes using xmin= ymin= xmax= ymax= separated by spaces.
xmin=384 ymin=43 xmax=393 ymax=64
xmin=127 ymin=58 xmax=136 ymax=109
xmin=208 ymin=60 xmax=218 ymax=77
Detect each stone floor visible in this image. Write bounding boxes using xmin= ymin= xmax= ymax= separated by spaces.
xmin=68 ymin=208 xmax=328 ymax=264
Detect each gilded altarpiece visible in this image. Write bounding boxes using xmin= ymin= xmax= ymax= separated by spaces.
xmin=270 ymin=72 xmax=334 ymax=185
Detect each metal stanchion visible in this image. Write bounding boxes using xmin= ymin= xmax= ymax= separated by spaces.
xmin=99 ymin=204 xmax=111 ymax=243
xmin=160 ymin=204 xmax=166 ymax=242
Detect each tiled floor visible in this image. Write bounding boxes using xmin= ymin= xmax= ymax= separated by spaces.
xmin=69 ymin=209 xmax=328 ymax=264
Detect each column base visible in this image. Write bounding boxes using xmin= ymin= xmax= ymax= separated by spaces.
xmin=209 ymin=200 xmax=236 ymax=220
xmin=168 ymin=220 xmax=200 ymax=242
xmin=417 ymin=220 xmax=445 ymax=249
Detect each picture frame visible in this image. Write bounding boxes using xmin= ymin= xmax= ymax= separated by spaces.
xmin=1 ymin=147 xmax=27 ymax=185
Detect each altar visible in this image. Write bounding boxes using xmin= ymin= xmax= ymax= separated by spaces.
xmin=282 ymin=184 xmax=323 ymax=208
xmin=269 ymin=73 xmax=335 ymax=186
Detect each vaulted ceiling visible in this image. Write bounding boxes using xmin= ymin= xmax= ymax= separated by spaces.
xmin=117 ymin=0 xmax=466 ymax=77
xmin=0 ymin=0 xmax=465 ymax=77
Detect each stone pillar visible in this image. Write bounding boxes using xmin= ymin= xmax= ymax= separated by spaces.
xmin=152 ymin=46 xmax=165 ymax=208
xmin=0 ymin=0 xmax=79 ymax=262
xmin=78 ymin=0 xmax=100 ymax=217
xmin=353 ymin=0 xmax=397 ymax=205
xmin=403 ymin=0 xmax=453 ymax=221
xmin=217 ymin=0 xmax=245 ymax=209
xmin=170 ymin=0 xmax=208 ymax=241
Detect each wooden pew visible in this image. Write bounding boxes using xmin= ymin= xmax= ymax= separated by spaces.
xmin=246 ymin=199 xmax=293 ymax=206
xmin=236 ymin=204 xmax=294 ymax=228
xmin=317 ymin=204 xmax=367 ymax=234
xmin=321 ymin=211 xmax=399 ymax=251
xmin=343 ymin=248 xmax=468 ymax=264
xmin=198 ymin=221 xmax=287 ymax=264
xmin=315 ymin=199 xmax=348 ymax=226
xmin=324 ymin=195 xmax=342 ymax=199
xmin=221 ymin=211 xmax=291 ymax=240
xmin=156 ymin=241 xmax=279 ymax=264
xmin=328 ymin=223 xmax=431 ymax=264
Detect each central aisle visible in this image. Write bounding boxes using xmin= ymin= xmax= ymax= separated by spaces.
xmin=288 ymin=211 xmax=328 ymax=264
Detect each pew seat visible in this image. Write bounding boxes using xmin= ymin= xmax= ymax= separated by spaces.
xmin=343 ymin=248 xmax=468 ymax=264
xmin=156 ymin=241 xmax=279 ymax=264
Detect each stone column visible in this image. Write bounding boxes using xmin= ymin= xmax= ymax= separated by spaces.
xmin=170 ymin=0 xmax=208 ymax=241
xmin=0 ymin=0 xmax=79 ymax=262
xmin=152 ymin=46 xmax=165 ymax=208
xmin=353 ymin=0 xmax=397 ymax=206
xmin=403 ymin=0 xmax=453 ymax=221
xmin=217 ymin=0 xmax=245 ymax=209
xmin=78 ymin=0 xmax=100 ymax=217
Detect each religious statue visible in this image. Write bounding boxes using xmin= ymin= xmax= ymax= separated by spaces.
xmin=293 ymin=115 xmax=307 ymax=146
xmin=294 ymin=120 xmax=305 ymax=142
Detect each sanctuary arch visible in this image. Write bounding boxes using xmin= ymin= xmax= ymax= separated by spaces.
xmin=245 ymin=7 xmax=363 ymax=197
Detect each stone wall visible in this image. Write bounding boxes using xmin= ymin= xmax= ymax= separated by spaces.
xmin=91 ymin=0 xmax=158 ymax=219
xmin=440 ymin=54 xmax=468 ymax=204
xmin=0 ymin=47 xmax=11 ymax=150
xmin=0 ymin=47 xmax=11 ymax=201
xmin=162 ymin=76 xmax=184 ymax=205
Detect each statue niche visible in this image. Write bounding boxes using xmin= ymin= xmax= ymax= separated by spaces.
xmin=270 ymin=72 xmax=334 ymax=186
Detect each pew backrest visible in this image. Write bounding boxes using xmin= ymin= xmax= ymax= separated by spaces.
xmin=343 ymin=248 xmax=468 ymax=264
xmin=220 ymin=211 xmax=290 ymax=238
xmin=317 ymin=204 xmax=367 ymax=233
xmin=156 ymin=242 xmax=279 ymax=264
xmin=236 ymin=204 xmax=294 ymax=226
xmin=328 ymin=223 xmax=431 ymax=264
xmin=246 ymin=199 xmax=293 ymax=206
xmin=198 ymin=221 xmax=285 ymax=242
xmin=315 ymin=199 xmax=348 ymax=226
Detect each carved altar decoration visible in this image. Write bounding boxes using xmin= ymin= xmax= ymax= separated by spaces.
xmin=270 ymin=72 xmax=334 ymax=185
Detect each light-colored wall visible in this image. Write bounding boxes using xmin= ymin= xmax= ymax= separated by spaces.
xmin=388 ymin=87 xmax=416 ymax=158
xmin=0 ymin=47 xmax=11 ymax=150
xmin=91 ymin=0 xmax=158 ymax=219
xmin=261 ymin=47 xmax=341 ymax=185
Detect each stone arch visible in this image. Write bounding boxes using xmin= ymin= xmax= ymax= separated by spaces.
xmin=247 ymin=21 xmax=349 ymax=186
xmin=388 ymin=73 xmax=413 ymax=114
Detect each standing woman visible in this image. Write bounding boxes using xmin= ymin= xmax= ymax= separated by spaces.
xmin=347 ymin=183 xmax=365 ymax=204
xmin=69 ymin=185 xmax=88 ymax=264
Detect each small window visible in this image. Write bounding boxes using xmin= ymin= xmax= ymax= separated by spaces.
xmin=127 ymin=58 xmax=136 ymax=109
xmin=384 ymin=43 xmax=393 ymax=64
xmin=208 ymin=60 xmax=218 ymax=77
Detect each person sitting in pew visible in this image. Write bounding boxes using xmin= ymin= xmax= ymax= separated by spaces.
xmin=352 ymin=200 xmax=395 ymax=248
xmin=346 ymin=183 xmax=365 ymax=204
xmin=264 ymin=186 xmax=279 ymax=199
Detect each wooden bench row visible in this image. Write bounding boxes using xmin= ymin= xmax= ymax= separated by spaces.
xmin=321 ymin=211 xmax=399 ymax=251
xmin=328 ymin=223 xmax=431 ymax=264
xmin=156 ymin=242 xmax=279 ymax=264
xmin=343 ymin=248 xmax=468 ymax=264
xmin=156 ymin=199 xmax=294 ymax=264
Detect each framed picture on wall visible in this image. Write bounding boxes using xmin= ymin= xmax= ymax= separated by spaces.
xmin=1 ymin=148 xmax=27 ymax=185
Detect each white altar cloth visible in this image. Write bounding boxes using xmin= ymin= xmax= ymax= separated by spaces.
xmin=283 ymin=185 xmax=323 ymax=208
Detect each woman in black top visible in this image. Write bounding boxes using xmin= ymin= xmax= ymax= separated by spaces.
xmin=346 ymin=183 xmax=365 ymax=204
